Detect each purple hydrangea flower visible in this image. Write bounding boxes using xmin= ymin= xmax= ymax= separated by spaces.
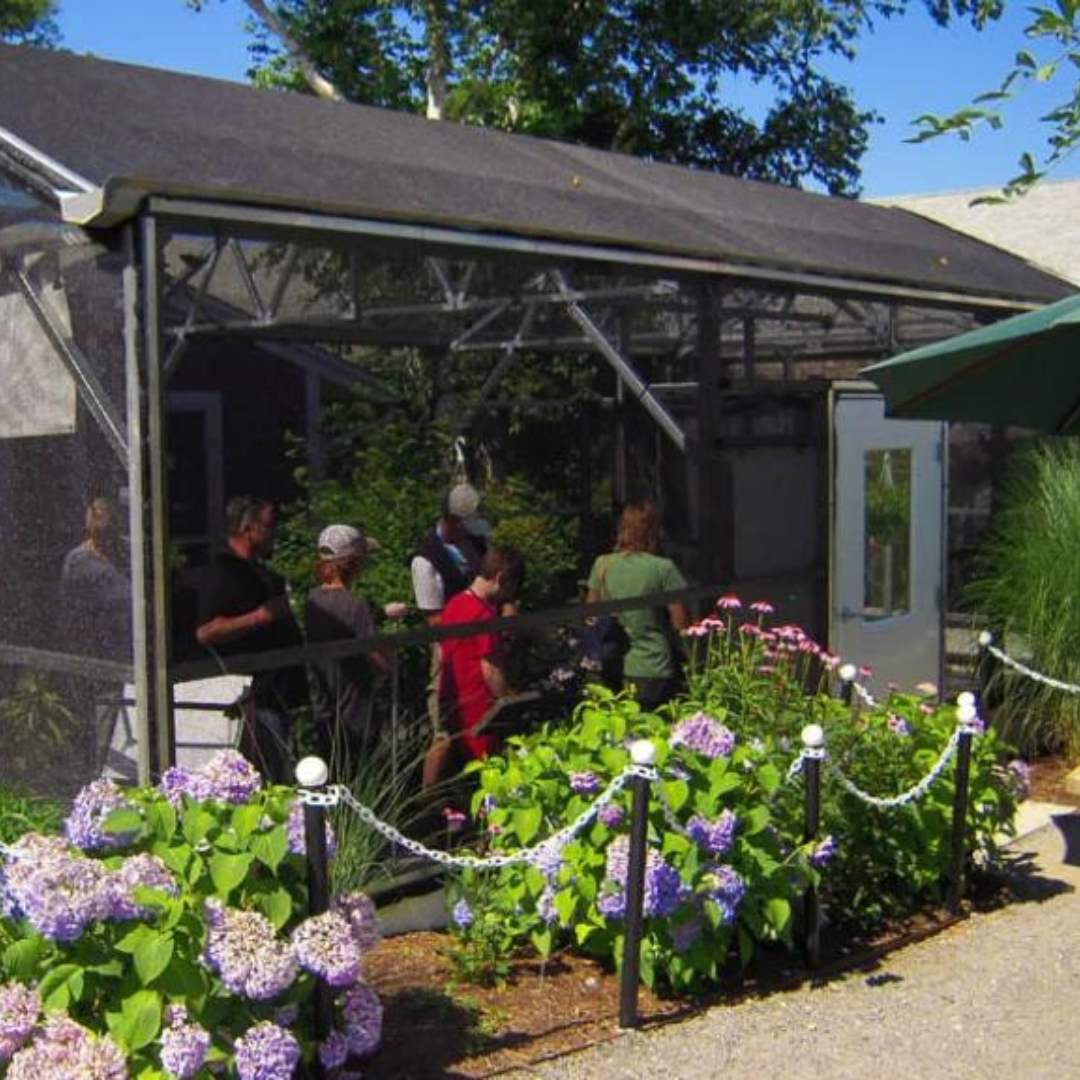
xmin=64 ymin=778 xmax=135 ymax=852
xmin=202 ymin=750 xmax=262 ymax=804
xmin=1006 ymin=759 xmax=1032 ymax=801
xmin=291 ymin=911 xmax=362 ymax=987
xmin=598 ymin=836 xmax=687 ymax=920
xmin=160 ymin=1011 xmax=210 ymax=1080
xmin=537 ymin=887 xmax=558 ymax=925
xmin=686 ymin=809 xmax=738 ymax=856
xmin=569 ymin=772 xmax=601 ymax=795
xmin=201 ymin=899 xmax=297 ymax=1001
xmin=233 ymin=1021 xmax=300 ymax=1080
xmin=451 ymin=898 xmax=473 ymax=929
xmin=598 ymin=804 xmax=624 ymax=829
xmin=670 ymin=712 xmax=735 ymax=759
xmin=318 ymin=1031 xmax=350 ymax=1070
xmin=702 ymin=864 xmax=745 ymax=924
xmin=0 ymin=983 xmax=40 ymax=1062
xmin=332 ymin=891 xmax=381 ymax=953
xmin=107 ymin=854 xmax=178 ymax=921
xmin=886 ymin=713 xmax=912 ymax=737
xmin=809 ymin=835 xmax=837 ymax=869
xmin=671 ymin=913 xmax=703 ymax=953
xmin=6 ymin=1015 xmax=126 ymax=1080
xmin=3 ymin=834 xmax=112 ymax=942
xmin=285 ymin=799 xmax=337 ymax=858
xmin=341 ymin=982 xmax=383 ymax=1058
xmin=531 ymin=838 xmax=566 ymax=883
xmin=158 ymin=766 xmax=214 ymax=807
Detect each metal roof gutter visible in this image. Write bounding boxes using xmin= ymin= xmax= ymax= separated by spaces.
xmin=0 ymin=124 xmax=96 ymax=200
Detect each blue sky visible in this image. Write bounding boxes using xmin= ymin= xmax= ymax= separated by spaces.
xmin=55 ymin=0 xmax=1080 ymax=198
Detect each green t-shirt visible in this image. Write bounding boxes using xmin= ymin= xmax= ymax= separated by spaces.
xmin=587 ymin=551 xmax=686 ymax=679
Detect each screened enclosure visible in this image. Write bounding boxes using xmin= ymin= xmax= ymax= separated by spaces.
xmin=0 ymin=43 xmax=1072 ymax=801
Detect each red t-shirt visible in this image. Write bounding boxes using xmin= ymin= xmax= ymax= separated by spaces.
xmin=439 ymin=589 xmax=502 ymax=759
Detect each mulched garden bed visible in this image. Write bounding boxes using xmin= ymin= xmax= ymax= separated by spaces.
xmin=362 ymin=891 xmax=1009 ymax=1078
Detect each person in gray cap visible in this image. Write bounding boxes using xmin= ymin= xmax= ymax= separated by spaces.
xmin=410 ymin=482 xmax=489 ymax=787
xmin=305 ymin=523 xmax=388 ymax=775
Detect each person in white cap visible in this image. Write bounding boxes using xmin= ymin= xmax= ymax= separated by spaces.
xmin=410 ymin=482 xmax=489 ymax=787
xmin=306 ymin=523 xmax=389 ymax=774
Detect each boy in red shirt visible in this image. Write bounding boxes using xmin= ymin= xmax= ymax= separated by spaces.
xmin=439 ymin=546 xmax=525 ymax=761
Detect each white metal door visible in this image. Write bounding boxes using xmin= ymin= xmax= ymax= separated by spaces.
xmin=832 ymin=392 xmax=945 ymax=691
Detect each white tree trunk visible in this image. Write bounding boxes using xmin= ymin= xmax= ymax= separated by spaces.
xmin=242 ymin=0 xmax=345 ymax=102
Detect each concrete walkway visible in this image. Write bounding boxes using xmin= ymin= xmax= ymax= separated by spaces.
xmin=507 ymin=810 xmax=1080 ymax=1080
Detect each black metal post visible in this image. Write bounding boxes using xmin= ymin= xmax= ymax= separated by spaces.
xmin=298 ymin=758 xmax=333 ymax=1076
xmin=619 ymin=748 xmax=653 ymax=1029
xmin=838 ymin=663 xmax=855 ymax=707
xmin=801 ymin=726 xmax=823 ymax=968
xmin=948 ymin=723 xmax=975 ymax=913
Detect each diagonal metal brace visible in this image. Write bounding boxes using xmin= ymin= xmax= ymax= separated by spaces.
xmin=14 ymin=265 xmax=128 ymax=462
xmin=552 ymin=270 xmax=686 ymax=453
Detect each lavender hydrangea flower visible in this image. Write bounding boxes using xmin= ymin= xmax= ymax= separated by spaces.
xmin=318 ymin=1031 xmax=350 ymax=1070
xmin=671 ymin=913 xmax=703 ymax=953
xmin=285 ymin=799 xmax=337 ymax=858
xmin=202 ymin=899 xmax=297 ymax=1001
xmin=0 ymin=983 xmax=40 ymax=1062
xmin=3 ymin=834 xmax=112 ymax=942
xmin=201 ymin=749 xmax=262 ymax=804
xmin=670 ymin=712 xmax=735 ymax=759
xmin=1006 ymin=759 xmax=1032 ymax=801
xmin=233 ymin=1021 xmax=300 ymax=1080
xmin=809 ymin=835 xmax=837 ymax=869
xmin=107 ymin=854 xmax=178 ymax=921
xmin=886 ymin=713 xmax=912 ymax=737
xmin=569 ymin=771 xmax=601 ymax=795
xmin=598 ymin=804 xmax=624 ymax=829
xmin=6 ymin=1015 xmax=126 ymax=1080
xmin=531 ymin=838 xmax=566 ymax=883
xmin=451 ymin=898 xmax=473 ymax=929
xmin=160 ymin=1009 xmax=210 ymax=1080
xmin=537 ymin=887 xmax=558 ymax=925
xmin=64 ymin=778 xmax=135 ymax=851
xmin=332 ymin=891 xmax=382 ymax=953
xmin=341 ymin=983 xmax=383 ymax=1058
xmin=686 ymin=809 xmax=738 ymax=856
xmin=158 ymin=766 xmax=214 ymax=807
xmin=597 ymin=836 xmax=687 ymax=920
xmin=702 ymin=864 xmax=745 ymax=924
xmin=291 ymin=911 xmax=362 ymax=987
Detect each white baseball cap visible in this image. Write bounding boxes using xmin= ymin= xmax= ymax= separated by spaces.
xmin=317 ymin=523 xmax=378 ymax=558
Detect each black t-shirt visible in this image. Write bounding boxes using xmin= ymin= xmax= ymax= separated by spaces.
xmin=196 ymin=551 xmax=307 ymax=710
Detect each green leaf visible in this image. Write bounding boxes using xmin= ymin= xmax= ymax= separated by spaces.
xmin=737 ymin=925 xmax=755 ymax=968
xmin=764 ymin=897 xmax=791 ymax=935
xmin=115 ymin=924 xmax=158 ymax=954
xmin=156 ymin=956 xmax=209 ymax=1001
xmin=116 ymin=989 xmax=163 ymax=1052
xmin=250 ymin=826 xmax=288 ymax=872
xmin=530 ymin=928 xmax=553 ymax=956
xmin=2 ymin=936 xmax=48 ymax=980
xmin=154 ymin=841 xmax=193 ymax=877
xmin=512 ymin=805 xmax=542 ymax=845
xmin=231 ymin=803 xmax=264 ymax=841
xmin=255 ymin=886 xmax=295 ymax=930
xmin=742 ymin=805 xmax=770 ymax=835
xmin=661 ymin=778 xmax=689 ymax=812
xmin=755 ymin=762 xmax=781 ymax=794
xmin=103 ymin=807 xmax=144 ymax=838
xmin=208 ymin=852 xmax=254 ymax=896
xmin=181 ymin=806 xmax=216 ymax=847
xmin=134 ymin=932 xmax=174 ymax=986
xmin=146 ymin=800 xmax=177 ymax=842
xmin=39 ymin=963 xmax=83 ymax=1010
xmin=553 ymin=887 xmax=576 ymax=925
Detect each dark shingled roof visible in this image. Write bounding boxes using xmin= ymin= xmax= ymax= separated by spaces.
xmin=0 ymin=43 xmax=1072 ymax=305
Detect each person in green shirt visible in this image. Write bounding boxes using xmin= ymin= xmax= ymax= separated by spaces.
xmin=586 ymin=501 xmax=689 ymax=710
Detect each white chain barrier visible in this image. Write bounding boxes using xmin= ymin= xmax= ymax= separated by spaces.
xmin=979 ymin=631 xmax=1080 ymax=696
xmin=300 ymin=763 xmax=659 ymax=872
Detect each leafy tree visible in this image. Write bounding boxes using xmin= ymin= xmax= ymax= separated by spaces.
xmin=910 ymin=0 xmax=1080 ymax=199
xmin=195 ymin=0 xmax=1004 ymax=196
xmin=1 ymin=0 xmax=59 ymax=45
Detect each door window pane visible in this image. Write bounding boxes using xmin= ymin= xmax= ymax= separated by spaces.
xmin=864 ymin=448 xmax=911 ymax=618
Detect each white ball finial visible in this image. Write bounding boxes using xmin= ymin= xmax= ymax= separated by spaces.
xmin=295 ymin=756 xmax=329 ymax=788
xmin=801 ymin=723 xmax=825 ymax=749
xmin=978 ymin=630 xmax=993 ymax=647
xmin=956 ymin=691 xmax=975 ymax=708
xmin=956 ymin=701 xmax=978 ymax=725
xmin=629 ymin=739 xmax=657 ymax=766
xmin=838 ymin=663 xmax=857 ymax=682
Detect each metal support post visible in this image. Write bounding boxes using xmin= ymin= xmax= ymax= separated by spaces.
xmin=801 ymin=724 xmax=824 ymax=969
xmin=838 ymin=662 xmax=855 ymax=707
xmin=297 ymin=756 xmax=333 ymax=1077
xmin=619 ymin=740 xmax=655 ymax=1029
xmin=975 ymin=630 xmax=996 ymax=704
xmin=948 ymin=699 xmax=976 ymax=913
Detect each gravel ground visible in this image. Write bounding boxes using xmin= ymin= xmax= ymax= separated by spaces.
xmin=505 ymin=815 xmax=1080 ymax=1080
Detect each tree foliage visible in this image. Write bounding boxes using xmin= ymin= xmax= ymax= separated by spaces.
xmin=910 ymin=0 xmax=1080 ymax=199
xmin=196 ymin=0 xmax=1004 ymax=196
xmin=0 ymin=0 xmax=59 ymax=45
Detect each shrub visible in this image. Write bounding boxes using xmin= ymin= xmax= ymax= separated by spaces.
xmin=966 ymin=438 xmax=1080 ymax=758
xmin=448 ymin=601 xmax=1020 ymax=991
xmin=0 ymin=750 xmax=382 ymax=1078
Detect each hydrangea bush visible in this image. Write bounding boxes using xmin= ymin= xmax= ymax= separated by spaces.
xmin=0 ymin=750 xmax=382 ymax=1079
xmin=449 ymin=600 xmax=1021 ymax=991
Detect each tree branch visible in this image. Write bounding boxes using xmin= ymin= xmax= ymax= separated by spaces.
xmin=241 ymin=0 xmax=345 ymax=102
